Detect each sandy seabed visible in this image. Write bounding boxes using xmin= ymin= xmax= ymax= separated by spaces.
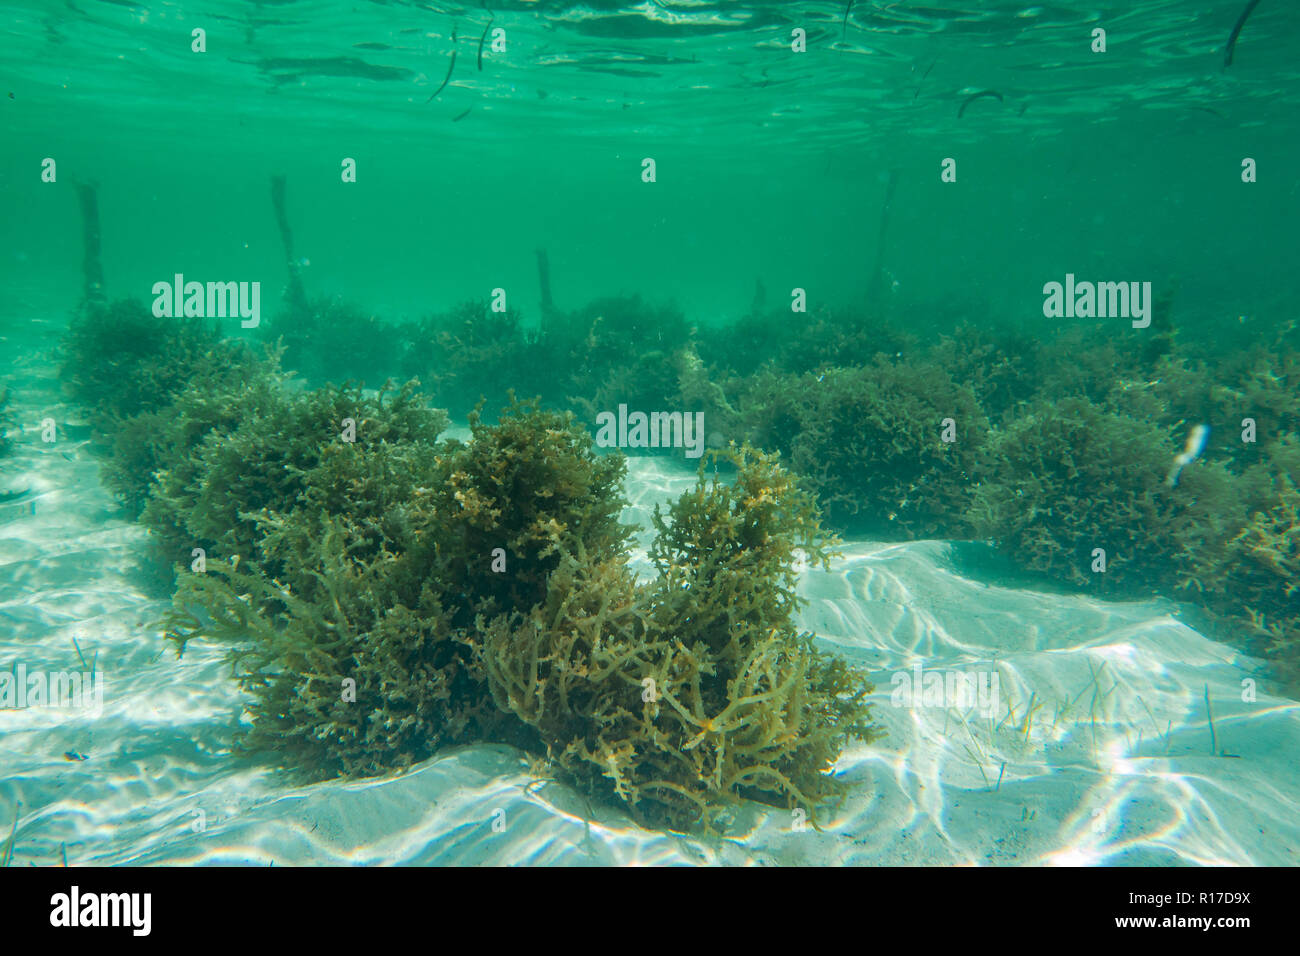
xmin=3 ymin=318 xmax=1298 ymax=867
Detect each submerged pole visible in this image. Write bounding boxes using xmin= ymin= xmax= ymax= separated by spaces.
xmin=270 ymin=174 xmax=307 ymax=313
xmin=867 ymin=168 xmax=900 ymax=308
xmin=75 ymin=182 xmax=106 ymax=308
xmin=535 ymin=247 xmax=554 ymax=330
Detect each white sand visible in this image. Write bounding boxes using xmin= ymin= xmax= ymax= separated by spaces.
xmin=3 ymin=325 xmax=1298 ymax=866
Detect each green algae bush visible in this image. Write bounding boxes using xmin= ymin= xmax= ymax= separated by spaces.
xmin=263 ymin=295 xmax=399 ymax=387
xmin=59 ymin=283 xmax=1300 ymax=827
xmin=62 ymin=299 xmax=236 ymax=424
xmin=128 ymin=367 xmax=876 ymax=828
xmin=1184 ymin=436 xmax=1300 ymax=687
xmin=145 ymin=379 xmax=447 ymax=577
xmin=395 ymin=293 xmax=691 ymax=421
xmin=396 ymin=300 xmax=535 ymax=419
xmin=477 ymin=445 xmax=878 ymax=830
xmin=59 ymin=298 xmax=278 ymax=518
xmin=638 ymin=446 xmax=878 ymax=827
xmin=417 ymin=397 xmax=630 ymax=623
xmin=970 ymin=396 xmax=1246 ymax=596
xmin=735 ymin=358 xmax=988 ymax=539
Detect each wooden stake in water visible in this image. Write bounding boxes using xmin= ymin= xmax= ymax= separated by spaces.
xmin=536 ymin=247 xmax=555 ymax=330
xmin=75 ymin=182 xmax=106 ymax=307
xmin=271 ymin=174 xmax=307 ymax=313
xmin=867 ymin=169 xmax=900 ymax=307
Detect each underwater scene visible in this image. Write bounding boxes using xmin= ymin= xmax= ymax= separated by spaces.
xmin=1 ymin=0 xmax=1298 ymax=871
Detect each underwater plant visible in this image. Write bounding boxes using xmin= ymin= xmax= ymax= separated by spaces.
xmin=263 ymin=295 xmax=403 ymax=387
xmin=1213 ymin=479 xmax=1300 ymax=686
xmin=639 ymin=445 xmax=879 ymax=827
xmin=970 ymin=396 xmax=1245 ymax=596
xmin=696 ymin=303 xmax=913 ymax=380
xmin=167 ymin=514 xmax=499 ymax=778
xmin=100 ymin=346 xmax=282 ymax=519
xmin=1044 ymin=335 xmax=1297 ymax=476
xmin=161 ymin=388 xmax=468 ymax=778
xmin=165 ymin=397 xmax=627 ymax=778
xmin=414 ymin=396 xmax=631 ymax=622
xmin=145 ymin=379 xmax=447 ymax=577
xmin=925 ymin=322 xmax=1043 ymax=425
xmin=734 ymin=357 xmax=988 ymax=539
xmin=61 ymin=299 xmax=232 ymax=424
xmin=475 ymin=445 xmax=880 ymax=831
xmin=394 ymin=293 xmax=692 ymax=421
xmin=1185 ymin=435 xmax=1300 ymax=689
xmin=59 ymin=297 xmax=281 ymax=517
xmin=162 ymin=395 xmax=877 ymax=830
xmin=530 ymin=294 xmax=691 ymax=419
xmin=397 ymin=299 xmax=535 ymax=418
xmin=1035 ymin=291 xmax=1178 ymax=408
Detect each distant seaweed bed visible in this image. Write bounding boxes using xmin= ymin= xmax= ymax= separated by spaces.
xmin=19 ymin=279 xmax=1298 ymax=834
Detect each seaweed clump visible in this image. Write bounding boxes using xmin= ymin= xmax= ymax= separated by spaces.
xmin=1187 ymin=437 xmax=1300 ymax=688
xmin=416 ymin=397 xmax=631 ymax=624
xmin=162 ymin=397 xmax=878 ymax=829
xmin=59 ymin=298 xmax=275 ymax=516
xmin=735 ymin=358 xmax=988 ymax=538
xmin=165 ymin=398 xmax=628 ymax=778
xmin=1210 ymin=479 xmax=1300 ymax=685
xmin=475 ymin=445 xmax=880 ymax=831
xmin=971 ymin=396 xmax=1244 ymax=595
xmin=61 ymin=300 xmax=231 ymax=424
xmin=397 ymin=300 xmax=537 ymax=420
xmin=145 ymin=379 xmax=446 ymax=576
xmin=264 ymin=295 xmax=402 ymax=387
xmin=396 ymin=294 xmax=693 ymax=421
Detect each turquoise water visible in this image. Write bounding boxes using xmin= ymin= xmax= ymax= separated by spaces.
xmin=2 ymin=1 xmax=1299 ymax=866
xmin=3 ymin=0 xmax=1298 ymax=319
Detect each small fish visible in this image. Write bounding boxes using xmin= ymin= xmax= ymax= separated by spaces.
xmin=958 ymin=89 xmax=1003 ymax=118
xmin=1224 ymin=0 xmax=1262 ymax=68
xmin=1166 ymin=424 xmax=1210 ymax=487
xmin=426 ymin=22 xmax=458 ymax=102
xmin=912 ymin=59 xmax=937 ymax=100
xmin=477 ymin=16 xmax=494 ymax=71
xmin=452 ymin=107 xmax=472 ymax=122
xmin=427 ymin=51 xmax=457 ymax=101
